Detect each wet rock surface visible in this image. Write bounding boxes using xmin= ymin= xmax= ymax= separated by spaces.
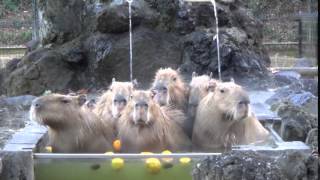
xmin=193 ymin=151 xmax=318 ymax=180
xmin=0 ymin=95 xmax=34 ymax=149
xmin=0 ymin=151 xmax=34 ymax=180
xmin=2 ymin=0 xmax=271 ymax=96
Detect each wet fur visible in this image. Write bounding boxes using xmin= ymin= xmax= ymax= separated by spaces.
xmin=192 ymin=83 xmax=269 ymax=152
xmin=153 ymin=68 xmax=188 ymax=110
xmin=118 ymin=91 xmax=191 ymax=153
xmin=30 ymin=94 xmax=114 ymax=153
xmin=152 ymin=68 xmax=192 ymax=137
xmin=94 ymin=81 xmax=134 ymax=136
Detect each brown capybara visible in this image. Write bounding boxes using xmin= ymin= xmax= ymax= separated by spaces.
xmin=94 ymin=78 xmax=136 ymax=136
xmin=187 ymin=72 xmax=218 ymax=127
xmin=30 ymin=94 xmax=114 ymax=153
xmin=117 ymin=90 xmax=191 ymax=153
xmin=192 ymin=81 xmax=270 ymax=152
xmin=150 ymin=67 xmax=192 ymax=137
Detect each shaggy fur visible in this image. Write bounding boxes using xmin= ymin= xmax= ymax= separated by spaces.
xmin=192 ymin=82 xmax=269 ymax=152
xmin=30 ymin=94 xmax=114 ymax=153
xmin=94 ymin=80 xmax=135 ymax=136
xmin=118 ymin=90 xmax=191 ymax=153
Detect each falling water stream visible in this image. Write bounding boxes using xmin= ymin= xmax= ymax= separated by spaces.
xmin=210 ymin=0 xmax=222 ymax=81
xmin=127 ymin=0 xmax=133 ymax=82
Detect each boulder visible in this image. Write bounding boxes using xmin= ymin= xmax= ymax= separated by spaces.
xmin=274 ymin=71 xmax=301 ymax=86
xmin=84 ymin=27 xmax=182 ymax=88
xmin=3 ymin=0 xmax=271 ymax=95
xmin=294 ymin=58 xmax=314 ymax=67
xmin=273 ymin=102 xmax=317 ymax=142
xmin=305 ymin=128 xmax=318 ymax=152
xmin=193 ymin=151 xmax=318 ymax=180
xmin=276 ymin=151 xmax=318 ymax=180
xmin=3 ymin=48 xmax=75 ymax=96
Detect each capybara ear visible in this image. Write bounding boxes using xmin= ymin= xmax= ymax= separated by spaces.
xmin=192 ymin=72 xmax=197 ymax=78
xmin=230 ymin=77 xmax=235 ymax=83
xmin=209 ymin=72 xmax=213 ymax=79
xmin=78 ymin=94 xmax=87 ymax=106
xmin=132 ymin=79 xmax=139 ymax=88
xmin=207 ymin=79 xmax=218 ymax=92
xmin=176 ymin=67 xmax=181 ymax=73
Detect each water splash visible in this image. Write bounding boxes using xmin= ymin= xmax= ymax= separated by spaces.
xmin=210 ymin=0 xmax=221 ymax=81
xmin=127 ymin=0 xmax=133 ymax=82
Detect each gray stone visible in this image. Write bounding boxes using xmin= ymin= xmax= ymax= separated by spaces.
xmin=96 ymin=3 xmax=143 ymax=33
xmin=274 ymin=102 xmax=317 ymax=142
xmin=193 ymin=150 xmax=318 ymax=180
xmin=306 ymin=128 xmax=318 ymax=152
xmin=0 ymin=95 xmax=36 ymax=109
xmin=84 ymin=27 xmax=182 ymax=87
xmin=192 ymin=151 xmax=284 ymax=180
xmin=276 ymin=151 xmax=318 ymax=180
xmin=3 ymin=48 xmax=75 ymax=96
xmin=3 ymin=0 xmax=271 ymax=95
xmin=301 ymin=78 xmax=318 ymax=96
xmin=274 ymin=71 xmax=301 ymax=85
xmin=0 ymin=151 xmax=34 ymax=180
xmin=294 ymin=58 xmax=314 ymax=67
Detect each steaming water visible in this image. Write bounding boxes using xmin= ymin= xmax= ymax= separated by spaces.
xmin=248 ymin=90 xmax=277 ymax=117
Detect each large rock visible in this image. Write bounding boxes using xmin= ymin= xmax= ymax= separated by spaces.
xmin=37 ymin=0 xmax=86 ymax=45
xmin=276 ymin=151 xmax=318 ymax=180
xmin=3 ymin=0 xmax=271 ymax=95
xmin=193 ymin=151 xmax=284 ymax=180
xmin=3 ymin=49 xmax=75 ymax=96
xmin=0 ymin=151 xmax=34 ymax=180
xmin=306 ymin=128 xmax=318 ymax=152
xmin=84 ymin=27 xmax=182 ymax=87
xmin=267 ymin=83 xmax=318 ymax=116
xmin=273 ymin=102 xmax=317 ymax=142
xmin=0 ymin=95 xmax=34 ymax=148
xmin=193 ymin=151 xmax=318 ymax=180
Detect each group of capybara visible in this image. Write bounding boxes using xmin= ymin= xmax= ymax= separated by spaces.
xmin=29 ymin=67 xmax=270 ymax=153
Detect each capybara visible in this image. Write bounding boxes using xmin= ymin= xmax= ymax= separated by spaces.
xmin=188 ymin=72 xmax=218 ymax=127
xmin=94 ymin=78 xmax=136 ymax=136
xmin=192 ymin=81 xmax=270 ymax=152
xmin=118 ymin=90 xmax=191 ymax=153
xmin=151 ymin=67 xmax=192 ymax=137
xmin=30 ymin=93 xmax=114 ymax=153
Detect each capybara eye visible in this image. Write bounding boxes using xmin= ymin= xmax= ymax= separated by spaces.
xmin=61 ymin=99 xmax=70 ymax=104
xmin=220 ymin=89 xmax=225 ymax=93
xmin=172 ymin=77 xmax=177 ymax=81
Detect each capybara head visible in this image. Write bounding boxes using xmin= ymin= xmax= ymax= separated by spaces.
xmin=109 ymin=78 xmax=136 ymax=118
xmin=151 ymin=68 xmax=186 ymax=106
xmin=188 ymin=73 xmax=218 ymax=106
xmin=127 ymin=90 xmax=155 ymax=126
xmin=213 ymin=82 xmax=250 ymax=121
xmin=29 ymin=94 xmax=87 ymax=128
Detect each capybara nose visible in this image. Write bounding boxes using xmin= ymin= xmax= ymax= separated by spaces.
xmin=239 ymin=99 xmax=250 ymax=105
xmin=154 ymin=83 xmax=168 ymax=93
xmin=114 ymin=94 xmax=127 ymax=103
xmin=136 ymin=101 xmax=148 ymax=108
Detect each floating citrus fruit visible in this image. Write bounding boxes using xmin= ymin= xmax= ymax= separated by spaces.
xmin=145 ymin=158 xmax=161 ymax=174
xmin=113 ymin=139 xmax=121 ymax=152
xmin=104 ymin=151 xmax=114 ymax=155
xmin=179 ymin=157 xmax=191 ymax=165
xmin=45 ymin=146 xmax=52 ymax=153
xmin=161 ymin=150 xmax=173 ymax=168
xmin=111 ymin=158 xmax=124 ymax=170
